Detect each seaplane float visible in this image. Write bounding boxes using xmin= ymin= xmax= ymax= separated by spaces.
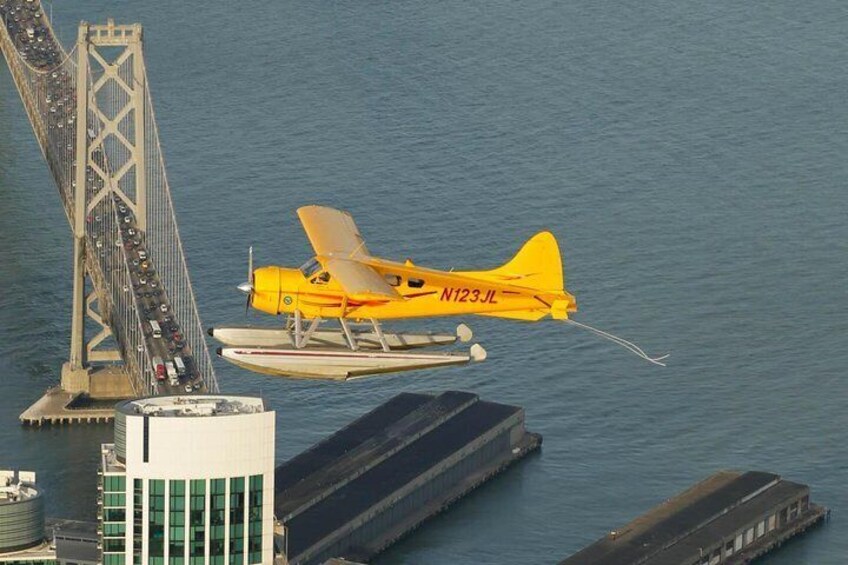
xmin=209 ymin=205 xmax=667 ymax=380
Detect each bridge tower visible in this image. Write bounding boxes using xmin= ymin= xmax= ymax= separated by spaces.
xmin=3 ymin=4 xmax=219 ymax=404
xmin=62 ymin=20 xmax=147 ymax=393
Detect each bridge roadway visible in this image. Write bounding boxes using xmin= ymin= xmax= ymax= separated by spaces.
xmin=111 ymin=195 xmax=204 ymax=395
xmin=1 ymin=0 xmax=212 ymax=395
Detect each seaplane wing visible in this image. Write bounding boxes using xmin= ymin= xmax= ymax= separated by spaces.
xmin=297 ymin=205 xmax=369 ymax=258
xmin=324 ymin=257 xmax=402 ymax=302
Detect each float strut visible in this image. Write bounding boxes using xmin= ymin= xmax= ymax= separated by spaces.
xmin=301 ymin=317 xmax=322 ymax=347
xmin=371 ymin=318 xmax=391 ymax=352
xmin=339 ymin=318 xmax=358 ymax=351
xmin=293 ymin=310 xmax=303 ymax=348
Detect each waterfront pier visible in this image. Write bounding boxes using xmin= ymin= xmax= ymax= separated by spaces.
xmin=559 ymin=470 xmax=828 ymax=565
xmin=274 ymin=391 xmax=541 ymax=564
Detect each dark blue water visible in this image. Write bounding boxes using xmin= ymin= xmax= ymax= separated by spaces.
xmin=2 ymin=1 xmax=846 ymax=563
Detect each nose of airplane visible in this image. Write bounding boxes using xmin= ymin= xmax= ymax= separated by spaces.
xmin=250 ymin=266 xmax=287 ymax=315
xmin=237 ymin=281 xmax=253 ymax=295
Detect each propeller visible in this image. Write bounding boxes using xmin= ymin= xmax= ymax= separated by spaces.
xmin=237 ymin=246 xmax=254 ymax=315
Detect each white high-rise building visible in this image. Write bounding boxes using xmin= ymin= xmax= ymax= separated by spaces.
xmin=99 ymin=395 xmax=275 ymax=565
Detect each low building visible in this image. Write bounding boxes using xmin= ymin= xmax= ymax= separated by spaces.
xmin=0 ymin=469 xmax=53 ymax=564
xmin=0 ymin=470 xmax=44 ymax=556
xmin=50 ymin=519 xmax=99 ymax=565
xmin=275 ymin=391 xmax=542 ymax=564
xmin=560 ymin=470 xmax=828 ymax=565
xmin=100 ymin=395 xmax=276 ymax=565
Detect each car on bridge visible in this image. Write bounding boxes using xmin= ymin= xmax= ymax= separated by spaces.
xmin=152 ymin=356 xmax=165 ymax=381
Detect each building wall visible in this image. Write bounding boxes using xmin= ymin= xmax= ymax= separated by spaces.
xmin=0 ymin=488 xmax=44 ymax=553
xmin=102 ymin=407 xmax=275 ymax=565
xmin=681 ymin=487 xmax=812 ymax=565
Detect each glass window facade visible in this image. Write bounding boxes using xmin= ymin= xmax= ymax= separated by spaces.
xmin=169 ymin=480 xmax=186 ymax=565
xmin=228 ymin=477 xmax=245 ymax=565
xmin=247 ymin=475 xmax=263 ymax=564
xmin=209 ymin=479 xmax=226 ymax=565
xmin=100 ymin=474 xmax=265 ymax=565
xmin=133 ymin=478 xmax=144 ymax=565
xmin=102 ymin=474 xmax=127 ymax=565
xmin=189 ymin=479 xmax=206 ymax=565
xmin=149 ymin=479 xmax=165 ymax=564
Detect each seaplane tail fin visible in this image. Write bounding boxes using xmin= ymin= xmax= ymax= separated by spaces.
xmin=486 ymin=231 xmax=564 ymax=292
xmin=475 ymin=231 xmax=577 ymax=321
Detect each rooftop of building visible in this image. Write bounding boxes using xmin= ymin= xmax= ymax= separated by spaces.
xmin=274 ymin=391 xmax=526 ymax=559
xmin=0 ymin=470 xmax=40 ymax=504
xmin=116 ymin=395 xmax=266 ymax=418
xmin=101 ymin=444 xmax=125 ymax=474
xmin=48 ymin=519 xmax=100 ymax=564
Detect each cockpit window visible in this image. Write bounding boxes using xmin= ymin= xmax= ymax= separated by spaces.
xmin=299 ymin=258 xmax=322 ymax=278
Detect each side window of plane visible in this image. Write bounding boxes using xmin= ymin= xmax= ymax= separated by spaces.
xmin=407 ymin=278 xmax=425 ymax=288
xmin=311 ymin=272 xmax=330 ymax=285
xmin=300 ymin=258 xmax=322 ymax=278
xmin=384 ymin=274 xmax=402 ymax=287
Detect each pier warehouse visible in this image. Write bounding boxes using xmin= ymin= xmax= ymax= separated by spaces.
xmin=560 ymin=470 xmax=827 ymax=565
xmin=274 ymin=390 xmax=541 ymax=564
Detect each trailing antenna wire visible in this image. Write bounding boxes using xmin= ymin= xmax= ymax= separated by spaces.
xmin=563 ymin=318 xmax=669 ymax=367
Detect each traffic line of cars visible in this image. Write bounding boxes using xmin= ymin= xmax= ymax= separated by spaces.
xmin=115 ymin=197 xmax=201 ymax=395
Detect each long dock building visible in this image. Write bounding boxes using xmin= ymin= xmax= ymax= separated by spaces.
xmin=274 ymin=390 xmax=541 ymax=564
xmin=560 ymin=470 xmax=827 ymax=565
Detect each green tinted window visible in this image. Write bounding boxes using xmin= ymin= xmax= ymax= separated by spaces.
xmin=104 ymin=475 xmax=127 ymax=492
xmin=189 ymin=479 xmax=206 ymax=559
xmin=211 ymin=479 xmax=226 ymax=495
xmin=104 ymin=522 xmax=127 ymax=536
xmin=133 ymin=479 xmax=144 ymax=562
xmin=190 ymin=479 xmax=206 ymax=496
xmin=105 ymin=493 xmax=127 ymax=507
xmin=149 ymin=480 xmax=166 ymax=559
xmin=247 ymin=475 xmax=263 ymax=563
xmin=104 ymin=538 xmax=126 ymax=552
xmin=104 ymin=508 xmax=127 ymax=522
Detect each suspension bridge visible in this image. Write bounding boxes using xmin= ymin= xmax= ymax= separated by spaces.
xmin=1 ymin=0 xmax=219 ymax=412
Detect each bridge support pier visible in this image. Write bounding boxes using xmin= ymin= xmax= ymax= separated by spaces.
xmin=61 ymin=362 xmax=92 ymax=394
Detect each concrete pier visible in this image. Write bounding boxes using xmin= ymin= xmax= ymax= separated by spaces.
xmin=19 ymin=388 xmax=116 ymax=426
xmin=19 ymin=366 xmax=133 ymax=426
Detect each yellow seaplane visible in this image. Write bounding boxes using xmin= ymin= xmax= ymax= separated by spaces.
xmin=211 ymin=205 xmax=664 ymax=380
